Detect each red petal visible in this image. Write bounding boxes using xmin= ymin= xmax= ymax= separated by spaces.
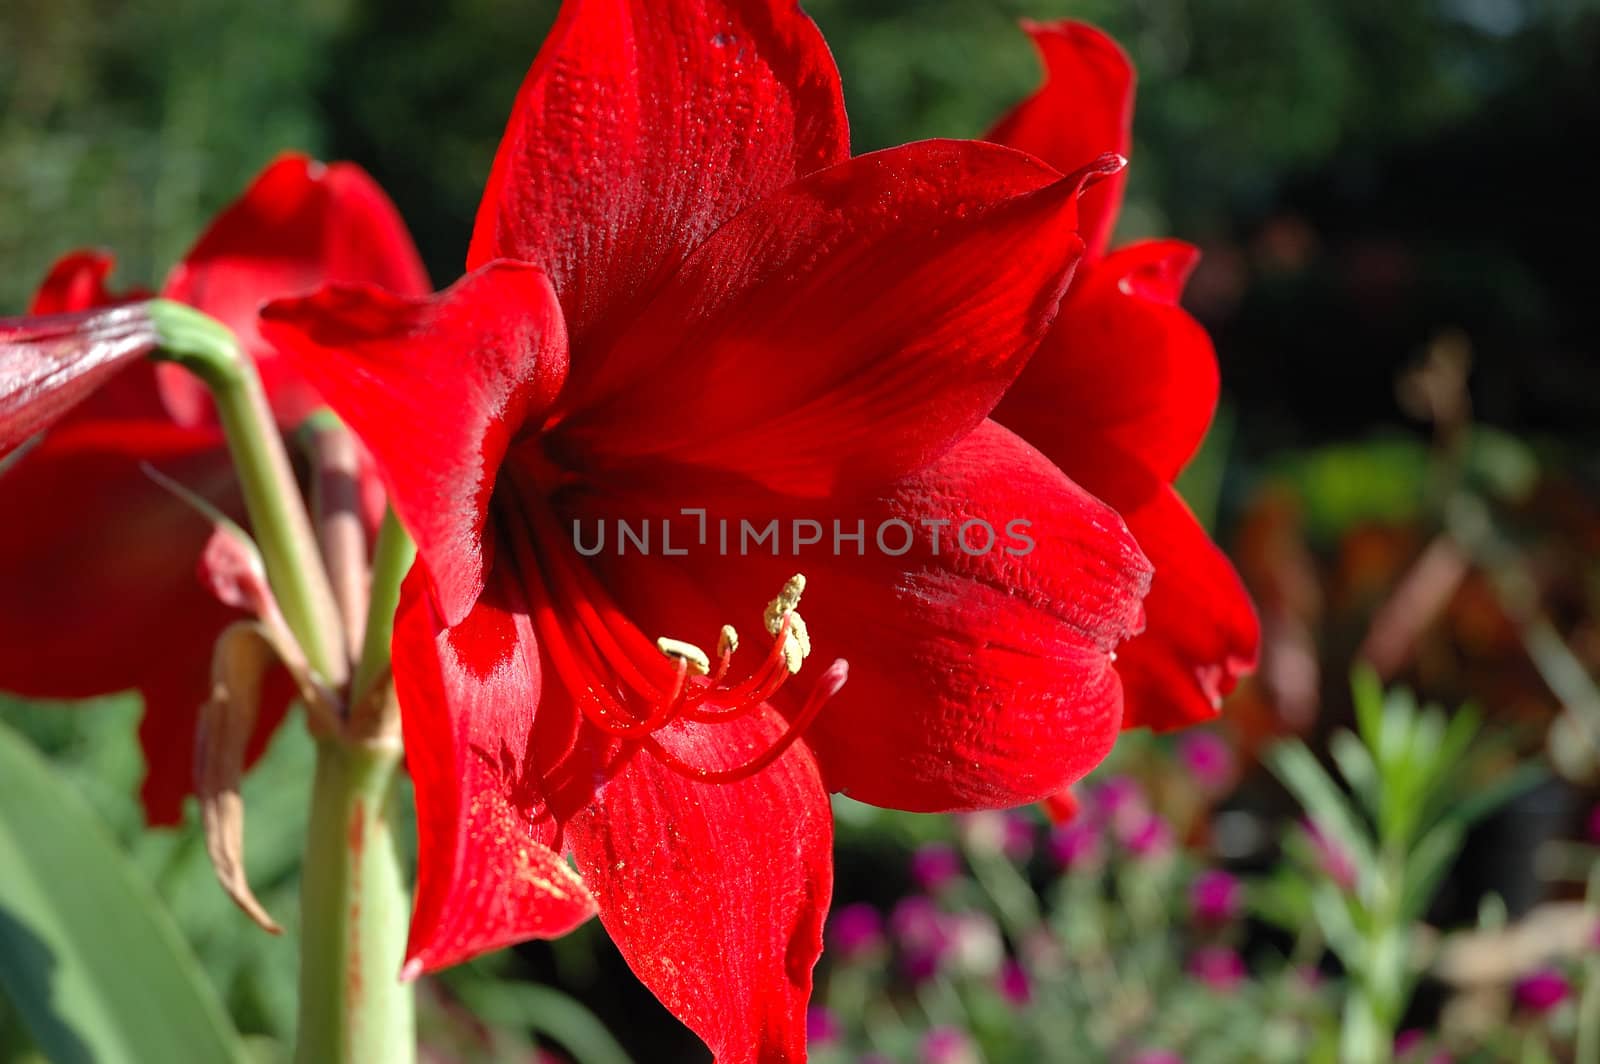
xmin=987 ymin=20 xmax=1133 ymax=259
xmin=0 ymin=305 xmax=160 ymax=456
xmin=393 ymin=566 xmax=597 ymax=973
xmin=260 ymin=263 xmax=570 ymax=627
xmin=555 ymin=141 xmax=1099 ymax=496
xmin=25 ymin=252 xmax=168 ymax=424
xmin=467 ymin=0 xmax=849 ymax=351
xmin=161 ymin=153 xmax=432 ymax=429
xmin=579 ymin=419 xmax=1152 ymax=813
xmin=0 ymin=419 xmax=288 ymax=823
xmin=566 ymin=712 xmax=832 ymax=1064
xmin=993 ymin=240 xmax=1219 ymax=483
xmin=1078 ymin=454 xmax=1259 ymax=730
xmin=29 ymin=250 xmax=149 ymax=314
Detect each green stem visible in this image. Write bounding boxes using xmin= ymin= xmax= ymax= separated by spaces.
xmin=148 ymin=299 xmax=345 ymax=683
xmin=351 ymin=509 xmax=417 ymax=708
xmin=295 ymin=740 xmax=414 ymax=1064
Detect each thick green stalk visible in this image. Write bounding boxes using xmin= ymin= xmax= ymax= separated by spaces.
xmin=294 ymin=507 xmax=418 ymax=1063
xmin=148 ymin=299 xmax=345 ymax=683
xmin=295 ymin=740 xmax=413 ymax=1064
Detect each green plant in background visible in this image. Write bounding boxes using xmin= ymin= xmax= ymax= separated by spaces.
xmin=1259 ymin=669 xmax=1543 ymax=1063
xmin=811 ymin=673 xmax=1545 ymax=1064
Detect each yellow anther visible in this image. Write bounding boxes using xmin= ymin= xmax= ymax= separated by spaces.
xmin=656 ymin=636 xmax=711 ymax=676
xmin=717 ymin=625 xmax=739 ymax=658
xmin=763 ymin=573 xmax=810 ymax=674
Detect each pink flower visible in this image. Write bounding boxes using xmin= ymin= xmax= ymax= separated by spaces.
xmin=891 ymin=896 xmax=951 ymax=981
xmin=1188 ymin=946 xmax=1247 ymax=991
xmin=1002 ymin=811 xmax=1038 ymax=862
xmin=827 ymin=902 xmax=885 ymax=961
xmin=1048 ymin=820 xmax=1103 ymax=872
xmin=911 ymin=842 xmax=964 ymax=892
xmin=1123 ymin=813 xmax=1174 ymax=859
xmin=998 ymin=958 xmax=1032 ymax=1006
xmin=1177 ymin=730 xmax=1236 ymax=793
xmin=1514 ymin=967 xmax=1571 ymax=1014
xmin=1127 ymin=1051 xmax=1183 ymax=1064
xmin=1188 ymin=868 xmax=1243 ymax=923
xmin=921 ymin=1027 xmax=979 ymax=1064
xmin=805 ymin=1006 xmax=841 ymax=1046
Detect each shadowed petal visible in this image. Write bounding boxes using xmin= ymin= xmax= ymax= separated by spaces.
xmin=161 ymin=153 xmax=432 ymax=429
xmin=392 ymin=567 xmax=597 ymax=973
xmin=261 ymin=263 xmax=570 ymax=627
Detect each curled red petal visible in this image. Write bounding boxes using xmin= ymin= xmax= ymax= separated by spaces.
xmin=994 ymin=240 xmax=1219 ymax=483
xmin=161 ymin=153 xmax=432 ymax=429
xmin=25 ymin=252 xmax=168 ymax=424
xmin=987 ymin=19 xmax=1134 ymax=259
xmin=566 ymin=710 xmax=832 ymax=1064
xmin=556 ymin=140 xmax=1098 ymax=496
xmin=468 ymin=0 xmax=849 ymax=353
xmin=393 ymin=566 xmax=596 ymax=973
xmin=260 ymin=263 xmax=570 ymax=627
xmin=28 ymin=249 xmax=150 ymax=315
xmin=0 ymin=304 xmax=160 ymax=456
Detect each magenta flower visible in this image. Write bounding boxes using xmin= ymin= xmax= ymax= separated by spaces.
xmin=1003 ymin=811 xmax=1038 ymax=862
xmin=1177 ymin=730 xmax=1236 ymax=793
xmin=1188 ymin=945 xmax=1247 ymax=991
xmin=826 ymin=902 xmax=886 ymax=961
xmin=805 ymin=1006 xmax=841 ymax=1047
xmin=998 ymin=958 xmax=1032 ymax=1006
xmin=911 ymin=842 xmax=964 ymax=893
xmin=921 ymin=1026 xmax=979 ymax=1064
xmin=1123 ymin=813 xmax=1174 ymax=859
xmin=891 ymin=896 xmax=951 ymax=981
xmin=1127 ymin=1051 xmax=1183 ymax=1064
xmin=1048 ymin=819 xmax=1104 ymax=871
xmin=1514 ymin=967 xmax=1571 ymax=1013
xmin=1188 ymin=868 xmax=1243 ymax=924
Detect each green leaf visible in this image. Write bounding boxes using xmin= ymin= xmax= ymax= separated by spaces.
xmin=1268 ymin=741 xmax=1376 ymax=874
xmin=1328 ymin=731 xmax=1379 ymax=820
xmin=1401 ymin=820 xmax=1465 ymax=923
xmin=449 ymin=978 xmax=634 ymax=1064
xmin=0 ymin=720 xmax=247 ymax=1064
xmin=1350 ymin=666 xmax=1387 ymax=755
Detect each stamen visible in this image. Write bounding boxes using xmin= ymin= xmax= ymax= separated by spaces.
xmin=763 ymin=573 xmax=810 ymax=672
xmin=656 ymin=637 xmax=711 ymax=676
xmin=646 ymin=659 xmax=850 ymax=783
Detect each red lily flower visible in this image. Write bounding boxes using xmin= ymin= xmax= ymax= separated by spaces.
xmin=261 ymin=4 xmax=1166 ymax=1060
xmin=987 ymin=21 xmax=1261 ymax=729
xmin=0 ymin=154 xmax=429 ymax=824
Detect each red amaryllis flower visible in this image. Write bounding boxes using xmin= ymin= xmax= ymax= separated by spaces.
xmin=261 ymin=4 xmax=1164 ymax=1060
xmin=988 ymin=21 xmax=1260 ymax=729
xmin=0 ymin=154 xmax=429 ymax=824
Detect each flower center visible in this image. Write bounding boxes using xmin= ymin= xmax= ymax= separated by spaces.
xmin=499 ymin=468 xmax=846 ymax=785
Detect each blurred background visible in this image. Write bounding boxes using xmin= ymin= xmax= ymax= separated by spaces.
xmin=3 ymin=1 xmax=1599 ymax=1061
